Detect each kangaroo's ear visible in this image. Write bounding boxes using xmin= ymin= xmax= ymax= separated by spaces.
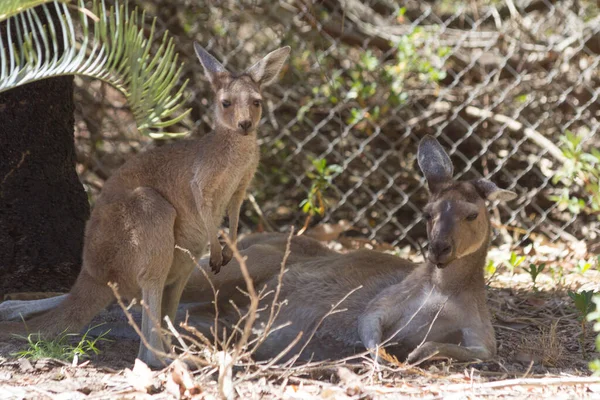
xmin=417 ymin=135 xmax=454 ymax=193
xmin=194 ymin=42 xmax=227 ymax=86
xmin=245 ymin=46 xmax=291 ymax=87
xmin=472 ymin=179 xmax=517 ymax=202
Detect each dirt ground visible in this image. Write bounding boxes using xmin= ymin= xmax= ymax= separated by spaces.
xmin=0 ymin=236 xmax=599 ymax=399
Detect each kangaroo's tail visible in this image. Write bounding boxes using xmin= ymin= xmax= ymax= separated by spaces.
xmin=0 ymin=293 xmax=68 ymax=322
xmin=0 ymin=271 xmax=113 ymax=340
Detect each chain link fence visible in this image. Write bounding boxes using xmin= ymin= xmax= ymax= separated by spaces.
xmin=73 ymin=0 xmax=600 ymax=251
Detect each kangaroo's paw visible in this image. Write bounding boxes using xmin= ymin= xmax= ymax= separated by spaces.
xmin=221 ymin=245 xmax=233 ymax=267
xmin=406 ymin=342 xmax=441 ymax=365
xmin=209 ymin=249 xmax=223 ymax=274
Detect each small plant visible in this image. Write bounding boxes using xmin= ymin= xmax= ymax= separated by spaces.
xmin=484 ymin=259 xmax=498 ymax=286
xmin=568 ymin=290 xmax=597 ymax=358
xmin=576 ymin=259 xmax=594 ymax=275
xmin=506 ymin=252 xmax=526 ymax=274
xmin=305 ymin=27 xmax=447 ymax=132
xmin=549 ymin=265 xmax=566 ymax=288
xmin=384 ymin=28 xmax=448 ymax=104
xmin=14 ymin=326 xmax=110 ymax=363
xmin=524 ymin=263 xmax=546 ymax=291
xmin=485 ymin=259 xmax=496 ymax=276
xmin=298 ymin=157 xmax=342 ymax=234
xmin=588 ymin=294 xmax=600 ymax=374
xmin=551 ymin=131 xmax=600 ymax=219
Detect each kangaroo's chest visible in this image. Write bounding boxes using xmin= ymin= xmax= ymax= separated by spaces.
xmin=211 ymin=157 xmax=256 ymax=214
xmin=181 ymin=151 xmax=257 ymax=234
xmin=387 ymin=285 xmax=464 ymax=348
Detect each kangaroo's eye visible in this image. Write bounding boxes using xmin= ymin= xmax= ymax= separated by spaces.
xmin=222 ymin=100 xmax=231 ymax=108
xmin=466 ymin=213 xmax=479 ymax=221
xmin=253 ymin=100 xmax=262 ymax=107
xmin=423 ymin=213 xmax=432 ymax=221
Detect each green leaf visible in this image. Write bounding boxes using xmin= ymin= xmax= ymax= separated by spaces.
xmin=515 ymin=94 xmax=529 ymax=103
xmin=578 ymin=260 xmax=592 ymax=274
xmin=588 ymin=295 xmax=600 ymax=320
xmin=590 ymin=359 xmax=600 ymax=375
xmin=581 ymin=153 xmax=600 ymax=164
xmin=538 ymin=263 xmax=546 ymax=273
xmin=300 ymin=200 xmax=311 ymax=213
xmin=348 ymin=108 xmax=364 ymax=124
xmin=485 ymin=259 xmax=496 ymax=276
xmin=327 ymin=164 xmax=343 ymax=174
xmin=569 ymin=290 xmax=596 ymax=318
xmin=360 ymin=51 xmax=379 ymax=72
xmin=0 ymin=0 xmax=69 ymax=21
xmin=0 ymin=0 xmax=191 ymax=137
xmin=311 ymin=158 xmax=327 ymax=173
xmin=297 ymin=103 xmax=313 ymax=122
xmin=509 ymin=252 xmax=526 ymax=268
xmin=524 ymin=263 xmax=545 ymax=284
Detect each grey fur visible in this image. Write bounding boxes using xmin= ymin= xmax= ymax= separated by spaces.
xmin=417 ymin=135 xmax=454 ymax=191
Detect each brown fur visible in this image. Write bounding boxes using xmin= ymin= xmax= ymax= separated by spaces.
xmin=0 ymin=137 xmax=515 ymax=365
xmin=0 ymin=44 xmax=290 ymax=368
xmin=179 ymin=136 xmax=517 ymax=364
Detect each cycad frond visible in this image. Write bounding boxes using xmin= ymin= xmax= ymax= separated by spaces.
xmin=0 ymin=0 xmax=67 ymax=21
xmin=0 ymin=0 xmax=191 ymax=137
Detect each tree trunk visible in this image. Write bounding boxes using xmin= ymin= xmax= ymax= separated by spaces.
xmin=0 ymin=76 xmax=89 ymax=295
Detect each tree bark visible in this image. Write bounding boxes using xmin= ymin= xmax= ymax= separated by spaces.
xmin=0 ymin=76 xmax=89 ymax=295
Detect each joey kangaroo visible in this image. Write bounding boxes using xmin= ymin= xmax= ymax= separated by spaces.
xmin=180 ymin=135 xmax=518 ymax=364
xmin=0 ymin=43 xmax=290 ymax=368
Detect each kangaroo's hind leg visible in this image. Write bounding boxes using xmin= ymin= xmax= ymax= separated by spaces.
xmin=125 ymin=187 xmax=177 ymax=368
xmin=161 ymin=250 xmax=197 ymax=330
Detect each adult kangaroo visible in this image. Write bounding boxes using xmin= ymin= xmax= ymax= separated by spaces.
xmin=0 ymin=136 xmax=516 ymax=364
xmin=180 ymin=135 xmax=517 ymax=364
xmin=0 ymin=43 xmax=290 ymax=368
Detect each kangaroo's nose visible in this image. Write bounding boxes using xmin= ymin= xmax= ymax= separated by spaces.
xmin=429 ymin=241 xmax=453 ymax=267
xmin=238 ymin=120 xmax=252 ymax=131
xmin=438 ymin=244 xmax=452 ymax=255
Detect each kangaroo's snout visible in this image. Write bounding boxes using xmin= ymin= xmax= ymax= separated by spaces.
xmin=428 ymin=240 xmax=453 ymax=267
xmin=238 ymin=120 xmax=252 ymax=133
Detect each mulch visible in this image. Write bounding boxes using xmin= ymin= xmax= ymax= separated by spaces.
xmin=0 ymin=234 xmax=599 ymax=399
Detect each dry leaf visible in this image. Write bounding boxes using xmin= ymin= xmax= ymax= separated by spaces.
xmin=337 ymin=367 xmax=363 ymax=396
xmin=165 ymin=376 xmax=181 ymax=399
xmin=378 ymin=347 xmax=404 ymax=367
xmin=166 ymin=360 xmax=201 ymax=398
xmin=124 ymin=358 xmax=155 ymax=393
xmin=215 ymin=351 xmax=234 ymax=400
xmin=17 ymin=358 xmax=34 ymax=372
xmin=320 ymin=387 xmax=349 ymax=399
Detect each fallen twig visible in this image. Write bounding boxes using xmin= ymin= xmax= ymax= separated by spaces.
xmin=443 ymin=376 xmax=600 ymax=391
